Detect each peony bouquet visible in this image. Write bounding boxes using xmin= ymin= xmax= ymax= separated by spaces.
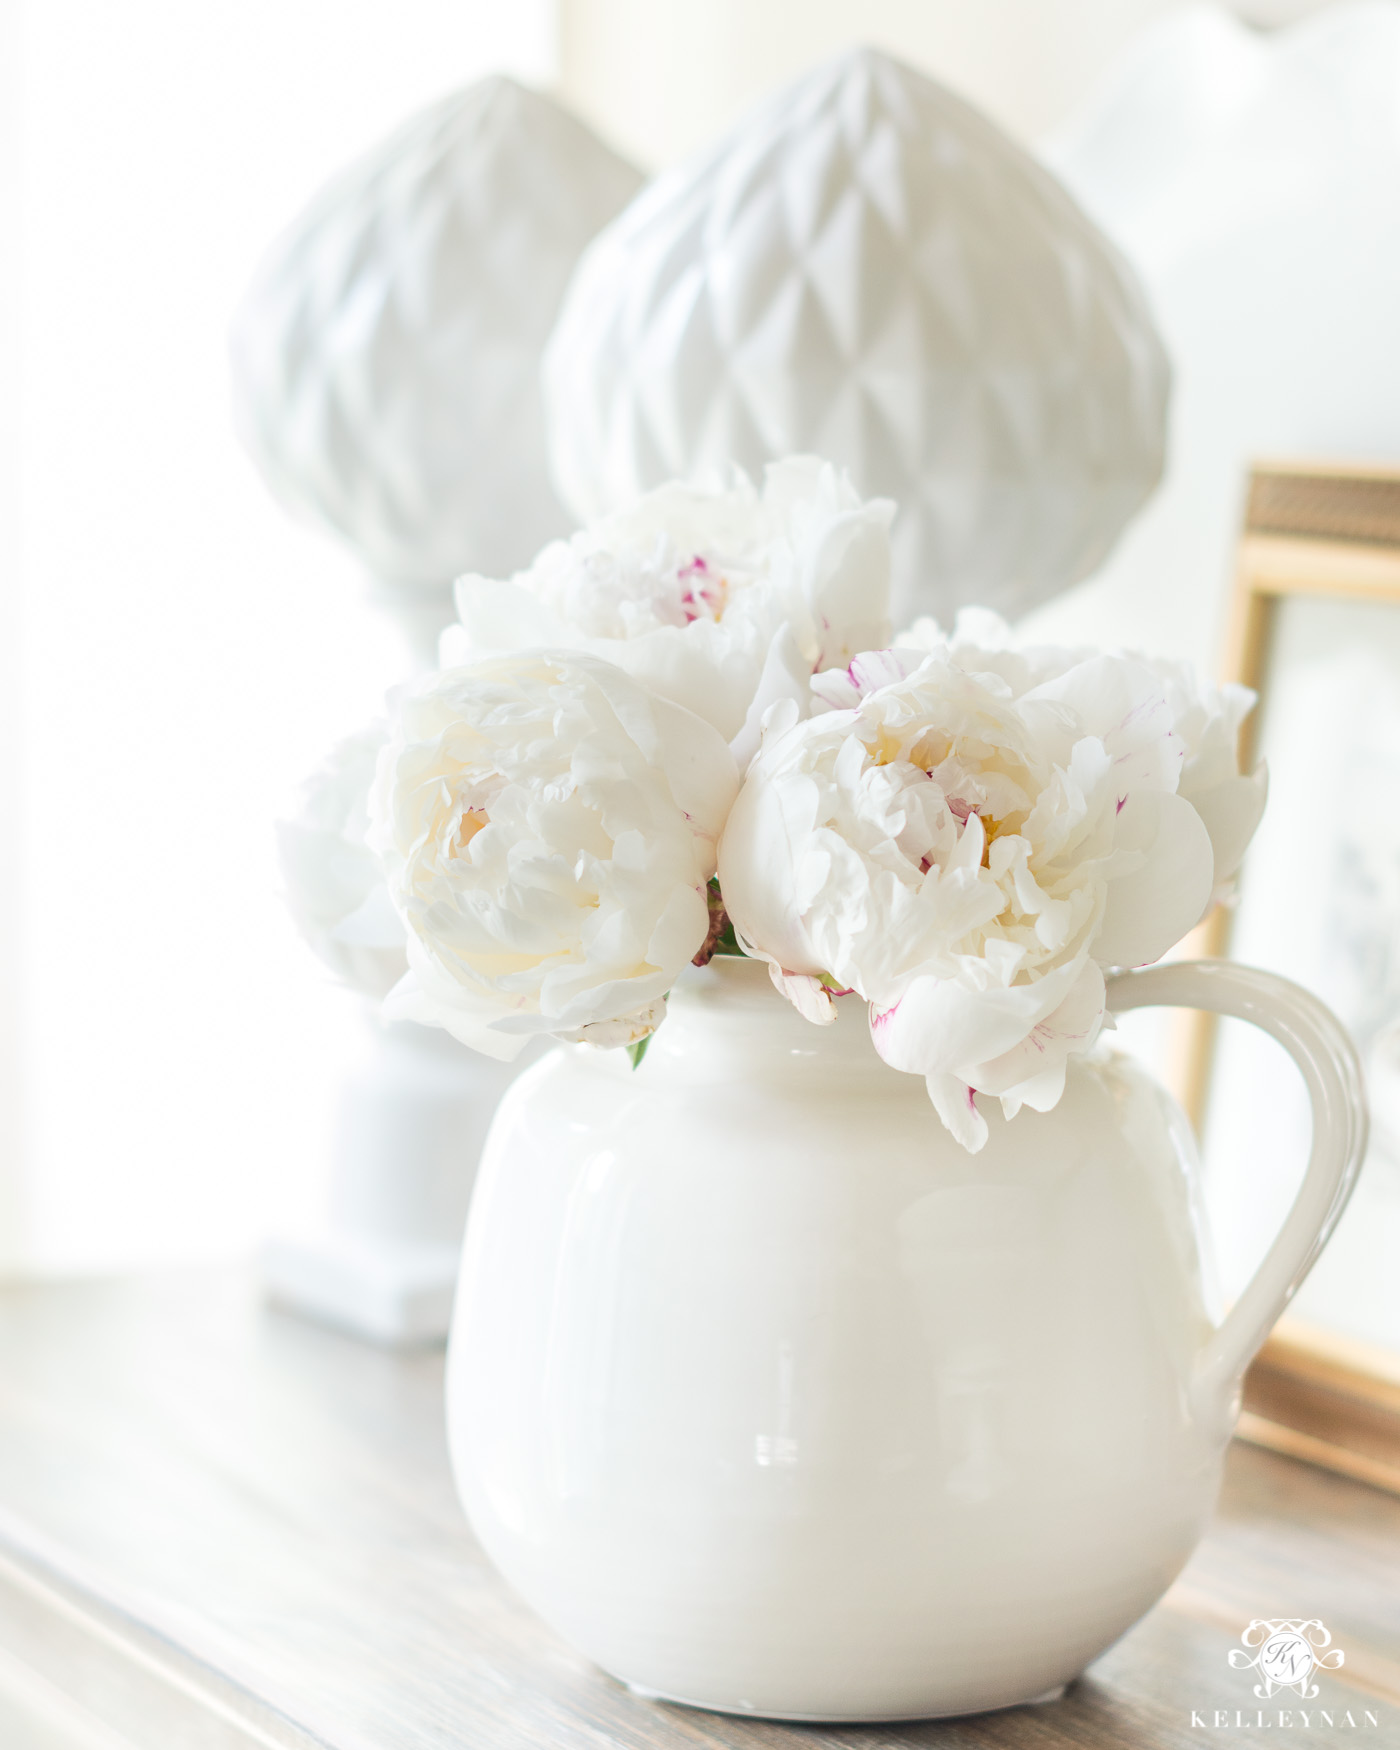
xmin=326 ymin=455 xmax=1266 ymax=1153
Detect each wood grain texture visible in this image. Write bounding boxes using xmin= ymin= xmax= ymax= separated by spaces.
xmin=1239 ymin=1321 xmax=1400 ymax=1498
xmin=1245 ymin=465 xmax=1400 ymax=550
xmin=0 ymin=1273 xmax=1395 ymax=1750
xmin=1238 ymin=534 xmax=1400 ymax=603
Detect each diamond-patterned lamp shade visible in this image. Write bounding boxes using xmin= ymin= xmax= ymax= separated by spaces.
xmin=230 ymin=78 xmax=644 ymax=609
xmin=544 ymin=48 xmax=1170 ymax=628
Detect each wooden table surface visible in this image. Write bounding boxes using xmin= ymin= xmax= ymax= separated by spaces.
xmin=0 ymin=1272 xmax=1395 ymax=1750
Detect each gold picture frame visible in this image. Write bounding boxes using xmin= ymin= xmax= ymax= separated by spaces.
xmin=1184 ymin=460 xmax=1400 ymax=1495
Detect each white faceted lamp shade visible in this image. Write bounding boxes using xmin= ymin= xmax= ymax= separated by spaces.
xmin=545 ymin=47 xmax=1170 ymax=627
xmin=231 ymin=78 xmax=644 ymax=632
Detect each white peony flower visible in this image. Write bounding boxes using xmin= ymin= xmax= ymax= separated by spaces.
xmin=370 ymin=651 xmax=739 ymax=1059
xmin=440 ymin=457 xmax=894 ymax=768
xmin=897 ymin=610 xmax=1267 ymax=903
xmin=1140 ymin=656 xmax=1267 ymax=904
xmin=277 ymin=723 xmax=408 ymax=1000
xmin=719 ymin=640 xmax=1226 ymax=1151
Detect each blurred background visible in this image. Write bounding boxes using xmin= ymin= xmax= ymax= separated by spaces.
xmin=2 ymin=0 xmax=1394 ymax=1301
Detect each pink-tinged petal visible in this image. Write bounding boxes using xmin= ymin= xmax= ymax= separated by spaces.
xmin=808 ymin=666 xmax=861 ymax=712
xmin=807 ymin=667 xmax=862 ymax=712
xmin=1026 ymin=656 xmax=1182 ymax=793
xmin=869 ymin=994 xmax=902 ymax=1053
xmin=811 ymin=647 xmax=922 ymax=711
xmin=847 ymin=647 xmax=920 ymax=696
xmin=925 ymin=1073 xmax=989 ymax=1153
xmin=870 ymin=956 xmax=1090 ymax=1079
xmin=769 ymin=964 xmax=838 ymax=1025
xmin=967 ymin=961 xmax=1106 ymax=1101
xmin=1095 ymin=789 xmax=1214 ymax=968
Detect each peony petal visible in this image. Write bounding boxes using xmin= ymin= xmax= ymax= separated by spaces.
xmin=760 ymin=456 xmax=894 ymax=668
xmin=965 ymin=960 xmax=1106 ymax=1101
xmin=277 ymin=721 xmax=408 ymax=1000
xmin=643 ymin=885 xmax=713 ymax=982
xmin=437 ymin=463 xmax=894 ymax=747
xmin=1187 ymin=763 xmax=1268 ymax=888
xmin=869 ymin=955 xmax=1090 ymax=1082
xmin=729 ymin=622 xmax=811 ymax=772
xmin=601 ymin=619 xmax=764 ymax=744
xmin=649 ymin=694 xmax=742 ymax=858
xmin=382 ymin=962 xmax=532 ymax=1062
xmin=925 ymin=1073 xmax=989 ymax=1154
xmin=1006 ymin=1064 xmax=1071 ymax=1112
xmin=1095 ymin=789 xmax=1214 ymax=968
xmin=768 ymin=964 xmax=838 ymax=1024
xmin=717 ymin=761 xmax=825 ymax=977
xmin=449 ymin=575 xmax=569 ymax=656
xmin=810 ymin=647 xmax=922 ymax=711
xmin=1026 ymin=655 xmax=1183 ymax=793
xmin=803 ymin=513 xmax=896 ymax=669
xmin=373 ymin=652 xmax=726 ymax=1059
xmin=557 ymin=998 xmax=668 ymax=1048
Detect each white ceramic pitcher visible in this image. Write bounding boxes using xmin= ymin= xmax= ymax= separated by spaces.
xmin=445 ymin=955 xmax=1365 ymax=1722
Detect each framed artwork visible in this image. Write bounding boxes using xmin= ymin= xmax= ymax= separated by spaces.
xmin=1187 ymin=461 xmax=1400 ymax=1495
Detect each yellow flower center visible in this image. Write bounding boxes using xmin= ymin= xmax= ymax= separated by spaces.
xmin=453 ymin=807 xmax=490 ymax=856
xmin=870 ymin=725 xmax=905 ymax=766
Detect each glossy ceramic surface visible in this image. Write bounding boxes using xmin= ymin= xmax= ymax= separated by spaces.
xmin=446 ymin=956 xmax=1364 ymax=1720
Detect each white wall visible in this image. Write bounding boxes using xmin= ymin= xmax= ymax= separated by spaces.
xmin=4 ymin=0 xmax=556 ymax=1274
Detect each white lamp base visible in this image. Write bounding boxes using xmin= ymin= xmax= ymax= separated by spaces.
xmin=262 ymin=1013 xmax=537 ymax=1346
xmin=262 ymin=1230 xmax=461 ymax=1346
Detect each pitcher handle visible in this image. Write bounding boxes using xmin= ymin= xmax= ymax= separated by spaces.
xmin=1105 ymin=960 xmax=1367 ymax=1420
